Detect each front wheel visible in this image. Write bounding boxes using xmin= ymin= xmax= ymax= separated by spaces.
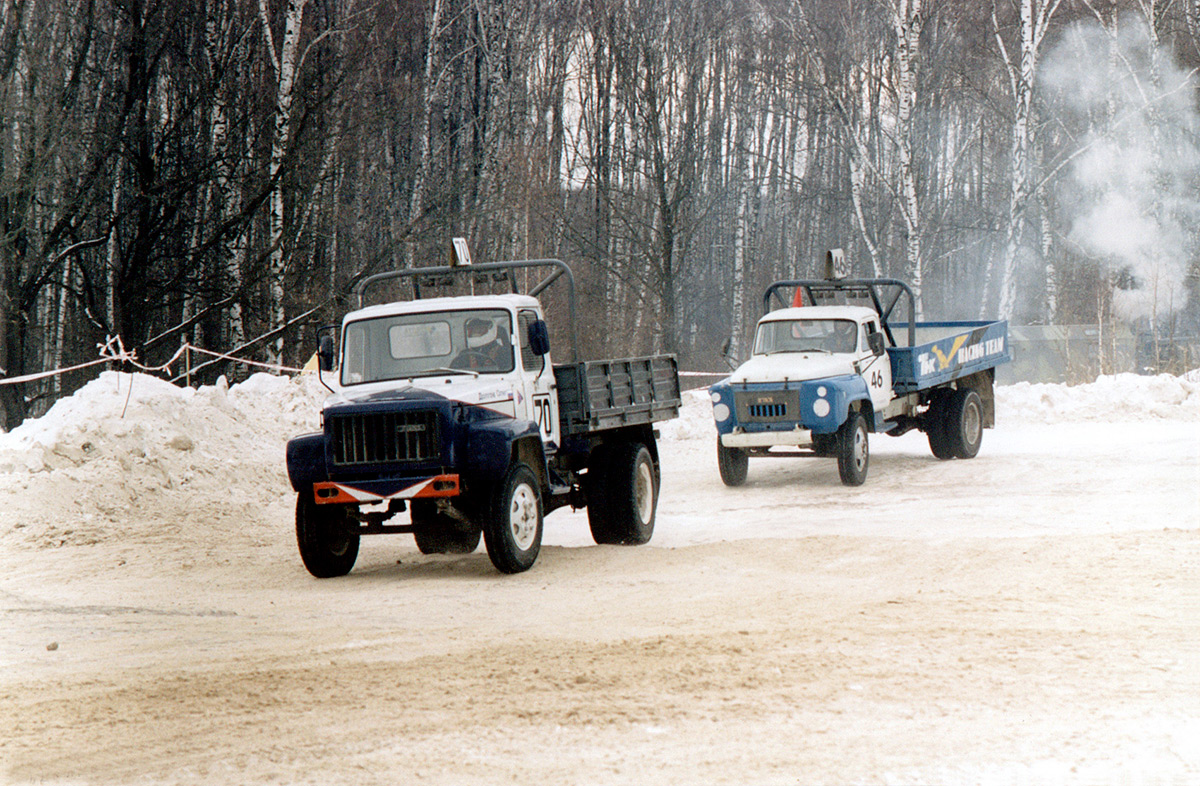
xmin=296 ymin=492 xmax=359 ymax=578
xmin=717 ymin=439 xmax=748 ymax=487
xmin=837 ymin=412 xmax=869 ymax=486
xmin=591 ymin=442 xmax=658 ymax=545
xmin=483 ymin=463 xmax=543 ymax=573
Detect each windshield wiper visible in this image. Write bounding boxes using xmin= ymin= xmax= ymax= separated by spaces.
xmin=428 ymin=367 xmax=479 ymax=378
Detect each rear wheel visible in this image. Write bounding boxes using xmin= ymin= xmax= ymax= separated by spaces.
xmin=944 ymin=388 xmax=983 ymax=459
xmin=483 ymin=463 xmax=543 ymax=573
xmin=837 ymin=412 xmax=869 ymax=486
xmin=590 ymin=442 xmax=657 ymax=545
xmin=717 ymin=439 xmax=749 ymax=487
xmin=926 ymin=390 xmax=956 ymax=460
xmin=296 ymin=492 xmax=359 ymax=578
xmin=411 ymin=501 xmax=480 ymax=554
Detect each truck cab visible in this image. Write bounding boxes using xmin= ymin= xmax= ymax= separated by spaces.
xmin=730 ymin=305 xmax=894 ymax=416
xmin=337 ymin=294 xmax=561 ymax=450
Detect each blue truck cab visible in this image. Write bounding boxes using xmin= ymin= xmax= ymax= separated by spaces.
xmin=710 ymin=276 xmax=1011 ymax=486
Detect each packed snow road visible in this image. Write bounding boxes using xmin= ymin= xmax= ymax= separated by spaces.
xmin=0 ymin=372 xmax=1197 ymax=785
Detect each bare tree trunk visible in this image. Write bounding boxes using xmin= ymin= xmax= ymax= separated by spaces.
xmin=891 ymin=0 xmax=924 ymax=317
xmin=991 ymin=0 xmax=1062 ymax=320
xmin=260 ymin=0 xmax=307 ymax=370
xmin=405 ymin=0 xmax=444 ymax=269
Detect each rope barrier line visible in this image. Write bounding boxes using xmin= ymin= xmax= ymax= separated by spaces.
xmin=180 ymin=345 xmax=303 ymax=375
xmin=0 ymin=336 xmax=297 ymax=387
xmin=1 ymin=334 xmax=715 ymax=388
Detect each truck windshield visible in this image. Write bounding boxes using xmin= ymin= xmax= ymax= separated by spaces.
xmin=341 ymin=309 xmax=514 ymax=385
xmin=754 ymin=318 xmax=858 ymax=355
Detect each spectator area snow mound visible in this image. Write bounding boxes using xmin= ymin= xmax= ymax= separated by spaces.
xmin=0 ymin=372 xmax=327 ymax=550
xmin=0 ymin=369 xmax=1195 ymax=551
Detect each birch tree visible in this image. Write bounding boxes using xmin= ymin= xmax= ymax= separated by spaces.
xmin=259 ymin=0 xmax=307 ymax=370
xmin=989 ymin=0 xmax=1063 ymax=321
xmin=890 ymin=0 xmax=925 ymax=315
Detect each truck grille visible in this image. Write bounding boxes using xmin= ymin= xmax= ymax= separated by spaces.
xmin=328 ymin=410 xmax=440 ymax=467
xmin=735 ymin=390 xmax=799 ymax=423
xmin=749 ymin=402 xmax=787 ymax=419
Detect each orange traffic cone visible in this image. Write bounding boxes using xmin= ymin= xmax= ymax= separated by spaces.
xmin=791 ymin=287 xmax=805 ymax=307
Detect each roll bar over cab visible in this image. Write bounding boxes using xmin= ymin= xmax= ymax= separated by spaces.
xmin=286 ymin=257 xmax=681 ymax=575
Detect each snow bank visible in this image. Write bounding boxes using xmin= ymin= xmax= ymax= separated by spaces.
xmin=2 ymin=369 xmax=1195 ymax=475
xmin=0 ymin=369 xmax=1194 ymax=550
xmin=996 ymin=372 xmax=1199 ymax=423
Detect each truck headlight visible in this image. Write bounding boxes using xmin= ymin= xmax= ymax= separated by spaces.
xmin=710 ymin=389 xmax=730 ymax=422
xmin=813 ymin=387 xmax=831 ymax=418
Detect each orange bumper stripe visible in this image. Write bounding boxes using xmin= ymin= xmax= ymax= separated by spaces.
xmin=313 ymin=474 xmax=460 ymax=505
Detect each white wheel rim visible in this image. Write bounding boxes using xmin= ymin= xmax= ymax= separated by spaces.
xmin=964 ymin=400 xmax=981 ymax=443
xmin=853 ymin=425 xmax=868 ymax=470
xmin=508 ymin=483 xmax=539 ymax=551
xmin=634 ymin=459 xmax=655 ymax=523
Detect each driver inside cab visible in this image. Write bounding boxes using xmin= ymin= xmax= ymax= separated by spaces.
xmin=455 ymin=316 xmax=513 ymax=371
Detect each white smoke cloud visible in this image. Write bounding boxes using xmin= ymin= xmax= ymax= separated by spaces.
xmin=1042 ymin=16 xmax=1197 ymax=322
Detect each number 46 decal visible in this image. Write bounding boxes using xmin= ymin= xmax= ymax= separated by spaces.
xmin=869 ymin=370 xmax=885 ymax=388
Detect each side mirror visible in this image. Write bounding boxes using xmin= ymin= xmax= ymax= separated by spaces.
xmin=318 ymin=333 xmax=336 ymax=372
xmin=528 ymin=319 xmax=550 ymax=356
xmin=868 ymin=332 xmax=885 ymax=356
xmin=719 ymin=337 xmax=737 ymax=370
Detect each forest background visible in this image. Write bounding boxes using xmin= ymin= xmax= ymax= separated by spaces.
xmin=2 ymin=0 xmax=1199 ymax=429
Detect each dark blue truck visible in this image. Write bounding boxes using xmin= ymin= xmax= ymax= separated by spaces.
xmin=287 ymin=258 xmax=680 ymax=575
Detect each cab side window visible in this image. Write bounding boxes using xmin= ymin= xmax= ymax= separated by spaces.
xmin=518 ymin=311 xmax=544 ymax=374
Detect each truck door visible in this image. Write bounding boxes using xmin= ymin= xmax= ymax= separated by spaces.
xmin=860 ymin=318 xmax=894 ymax=413
xmin=517 ymin=309 xmax=561 ymax=452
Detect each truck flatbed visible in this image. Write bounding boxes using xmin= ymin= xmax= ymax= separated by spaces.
xmin=887 ymin=320 xmax=1011 ymax=393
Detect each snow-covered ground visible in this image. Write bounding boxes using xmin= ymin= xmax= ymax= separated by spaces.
xmin=1 ymin=370 xmax=1197 ymax=785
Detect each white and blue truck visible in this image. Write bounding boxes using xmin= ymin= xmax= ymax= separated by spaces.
xmin=709 ymin=274 xmax=1011 ymax=486
xmin=286 ymin=255 xmax=680 ymax=575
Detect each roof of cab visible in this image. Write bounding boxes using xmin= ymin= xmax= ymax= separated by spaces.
xmin=347 ymin=293 xmax=540 ymax=322
xmin=759 ymin=305 xmax=879 ymax=323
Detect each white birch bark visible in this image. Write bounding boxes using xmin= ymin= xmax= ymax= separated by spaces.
xmin=405 ymin=0 xmax=444 ymax=269
xmin=207 ymin=0 xmax=245 ymax=350
xmin=260 ymin=0 xmax=307 ymax=370
xmin=891 ymin=0 xmax=923 ymax=317
xmin=992 ymin=0 xmax=1062 ymax=320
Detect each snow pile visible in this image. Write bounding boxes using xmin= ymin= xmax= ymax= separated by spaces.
xmin=0 ymin=371 xmax=326 ymax=473
xmin=0 ymin=369 xmax=1195 ymax=551
xmin=0 ymin=371 xmax=328 ymax=550
xmin=996 ymin=373 xmax=1200 ymax=423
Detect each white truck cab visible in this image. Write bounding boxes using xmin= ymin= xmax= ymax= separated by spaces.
xmin=336 ymin=293 xmax=561 ymax=451
xmin=731 ymin=305 xmax=894 ymax=416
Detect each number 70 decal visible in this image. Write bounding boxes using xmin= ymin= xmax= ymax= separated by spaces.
xmin=533 ymin=395 xmax=554 ymax=436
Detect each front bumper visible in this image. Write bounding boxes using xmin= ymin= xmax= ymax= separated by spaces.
xmin=312 ymin=474 xmax=460 ymax=505
xmin=719 ymin=429 xmax=813 ymax=448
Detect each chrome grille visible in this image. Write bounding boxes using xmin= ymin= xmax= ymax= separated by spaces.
xmin=328 ymin=410 xmax=440 ymax=466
